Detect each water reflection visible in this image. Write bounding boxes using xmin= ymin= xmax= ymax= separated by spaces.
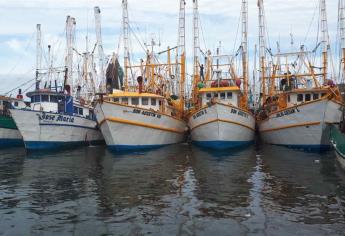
xmin=0 ymin=144 xmax=344 ymax=235
xmin=257 ymin=144 xmax=345 ymax=234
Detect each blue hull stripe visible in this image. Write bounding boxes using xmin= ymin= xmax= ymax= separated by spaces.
xmin=193 ymin=140 xmax=254 ymax=150
xmin=0 ymin=139 xmax=24 ymax=147
xmin=25 ymin=140 xmax=104 ymax=151
xmin=275 ymin=144 xmax=330 ymax=152
xmin=108 ymin=144 xmax=168 ymax=152
xmin=39 ymin=123 xmax=97 ymax=130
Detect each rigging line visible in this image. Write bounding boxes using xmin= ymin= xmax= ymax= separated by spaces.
xmin=4 ymin=76 xmax=36 ymax=96
xmin=302 ymin=2 xmax=319 ymax=47
xmin=198 ymin=11 xmax=208 ymax=53
xmin=116 ymin=30 xmax=123 ymax=55
xmin=22 ymin=81 xmax=37 ymax=94
xmin=4 ymin=30 xmax=35 ymax=76
xmin=262 ymin=2 xmax=271 ymax=52
xmin=129 ymin=24 xmax=148 ymax=55
xmin=312 ymin=2 xmax=321 ymax=65
xmin=232 ymin=8 xmax=242 ymax=55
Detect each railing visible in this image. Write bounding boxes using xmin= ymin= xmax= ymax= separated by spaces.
xmin=0 ymin=109 xmax=11 ymax=117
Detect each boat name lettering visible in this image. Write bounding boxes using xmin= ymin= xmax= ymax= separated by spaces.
xmin=193 ymin=109 xmax=207 ymax=119
xmin=231 ymin=108 xmax=249 ymax=118
xmin=276 ymin=108 xmax=300 ymax=118
xmin=37 ymin=113 xmax=74 ymax=123
xmin=56 ymin=115 xmax=74 ymax=123
xmin=132 ymin=109 xmax=161 ymax=118
xmin=37 ymin=113 xmax=55 ymax=121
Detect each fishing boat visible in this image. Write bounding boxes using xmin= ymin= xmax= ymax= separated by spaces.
xmin=10 ymin=21 xmax=104 ymax=151
xmin=186 ymin=0 xmax=255 ymax=150
xmin=95 ymin=0 xmax=187 ymax=151
xmin=329 ymin=0 xmax=345 ymax=168
xmin=256 ymin=0 xmax=344 ymax=151
xmin=0 ymin=93 xmax=26 ymax=147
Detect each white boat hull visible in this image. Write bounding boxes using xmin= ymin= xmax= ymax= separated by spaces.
xmin=10 ymin=109 xmax=104 ymax=150
xmin=188 ymin=103 xmax=255 ymax=150
xmin=95 ymin=101 xmax=186 ymax=151
xmin=258 ymin=99 xmax=342 ymax=151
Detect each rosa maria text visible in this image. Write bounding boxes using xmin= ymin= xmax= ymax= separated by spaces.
xmin=37 ymin=112 xmax=75 ymax=123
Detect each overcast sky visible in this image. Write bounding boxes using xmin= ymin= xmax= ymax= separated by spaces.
xmin=0 ymin=0 xmax=340 ymax=95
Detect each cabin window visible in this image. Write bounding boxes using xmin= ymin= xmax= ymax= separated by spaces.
xmin=122 ymin=97 xmax=128 ymax=105
xmin=79 ymin=108 xmax=83 ymax=115
xmin=113 ymin=98 xmax=119 ymax=102
xmin=73 ymin=106 xmax=78 ymax=114
xmin=313 ymin=94 xmax=319 ymax=100
xmin=142 ymin=97 xmax=149 ymax=105
xmin=151 ymin=98 xmax=157 ymax=106
xmin=132 ymin=97 xmax=139 ymax=105
xmin=206 ymin=93 xmax=212 ymax=100
xmin=305 ymin=94 xmax=311 ymax=102
xmin=214 ymin=93 xmax=219 ymax=98
xmin=89 ymin=110 xmax=94 ymax=119
xmin=220 ymin=93 xmax=226 ymax=99
xmin=14 ymin=102 xmax=18 ymax=107
xmin=321 ymin=93 xmax=326 ymax=98
xmin=288 ymin=95 xmax=290 ymax=102
xmin=297 ymin=94 xmax=303 ymax=102
xmin=50 ymin=96 xmax=58 ymax=103
xmin=42 ymin=95 xmax=49 ymax=102
xmin=227 ymin=92 xmax=232 ymax=99
xmin=33 ymin=95 xmax=41 ymax=103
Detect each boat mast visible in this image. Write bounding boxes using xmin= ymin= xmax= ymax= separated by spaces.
xmin=65 ymin=16 xmax=76 ymax=93
xmin=241 ymin=0 xmax=248 ymax=108
xmin=94 ymin=6 xmax=105 ymax=93
xmin=258 ymin=0 xmax=267 ymax=103
xmin=340 ymin=0 xmax=345 ymax=82
xmin=192 ymin=0 xmax=200 ymax=106
xmin=320 ymin=0 xmax=329 ymax=84
xmin=178 ymin=0 xmax=186 ymax=113
xmin=122 ymin=0 xmax=130 ymax=91
xmin=35 ymin=24 xmax=42 ymax=90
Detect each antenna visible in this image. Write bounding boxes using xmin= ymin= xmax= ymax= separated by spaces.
xmin=193 ymin=0 xmax=200 ymax=78
xmin=340 ymin=0 xmax=345 ymax=83
xmin=65 ymin=16 xmax=76 ymax=91
xmin=178 ymin=0 xmax=186 ymax=56
xmin=290 ymin=32 xmax=294 ymax=50
xmin=35 ymin=24 xmax=42 ymax=90
xmin=94 ymin=6 xmax=105 ymax=93
xmin=258 ymin=0 xmax=267 ymax=103
xmin=241 ymin=0 xmax=249 ymax=108
xmin=192 ymin=0 xmax=200 ymax=106
xmin=320 ymin=0 xmax=329 ymax=83
xmin=178 ymin=0 xmax=186 ymax=114
xmin=122 ymin=0 xmax=130 ymax=91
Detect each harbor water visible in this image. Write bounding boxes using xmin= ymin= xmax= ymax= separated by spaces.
xmin=0 ymin=144 xmax=345 ymax=235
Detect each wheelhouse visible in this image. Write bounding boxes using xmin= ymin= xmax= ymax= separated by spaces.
xmin=198 ymin=87 xmax=240 ymax=107
xmin=0 ymin=96 xmax=26 ymax=115
xmin=287 ymin=89 xmax=328 ymax=105
xmin=107 ymin=92 xmax=164 ymax=111
xmin=26 ymin=90 xmax=94 ymax=119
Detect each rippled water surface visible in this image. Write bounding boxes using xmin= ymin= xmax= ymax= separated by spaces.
xmin=0 ymin=144 xmax=345 ymax=235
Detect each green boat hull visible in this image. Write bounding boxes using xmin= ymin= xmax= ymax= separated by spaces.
xmin=0 ymin=114 xmax=23 ymax=147
xmin=330 ymin=125 xmax=345 ymax=169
